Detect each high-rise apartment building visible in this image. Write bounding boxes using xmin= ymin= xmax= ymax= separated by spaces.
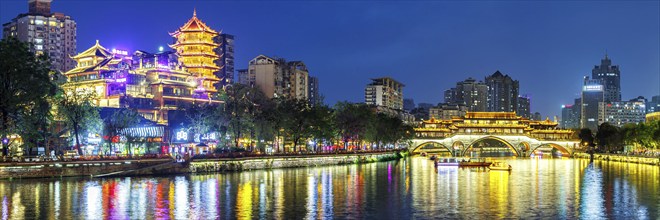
xmin=365 ymin=77 xmax=404 ymax=110
xmin=308 ymin=76 xmax=320 ymax=105
xmin=581 ymin=77 xmax=605 ymax=131
xmin=592 ymin=54 xmax=621 ymax=102
xmin=213 ymin=33 xmax=234 ymax=89
xmin=517 ymin=95 xmax=531 ymax=119
xmin=444 ymin=77 xmax=488 ymax=112
xmin=598 ymin=97 xmax=646 ymax=127
xmin=3 ymin=0 xmax=77 ymax=72
xmin=429 ymin=103 xmax=467 ymax=120
xmin=246 ymin=55 xmax=310 ymax=100
xmin=485 ymin=71 xmax=519 ymax=112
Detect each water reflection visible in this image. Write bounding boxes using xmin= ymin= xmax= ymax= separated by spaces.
xmin=0 ymin=157 xmax=658 ymax=219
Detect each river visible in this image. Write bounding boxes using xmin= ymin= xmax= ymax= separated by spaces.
xmin=0 ymin=157 xmax=658 ymax=219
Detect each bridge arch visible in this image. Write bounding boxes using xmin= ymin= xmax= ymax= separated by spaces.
xmin=412 ymin=141 xmax=453 ymax=153
xmin=461 ymin=136 xmax=520 ymax=157
xmin=529 ymin=143 xmax=571 ymax=157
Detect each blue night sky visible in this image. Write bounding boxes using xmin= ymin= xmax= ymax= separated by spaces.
xmin=2 ymin=0 xmax=659 ymax=117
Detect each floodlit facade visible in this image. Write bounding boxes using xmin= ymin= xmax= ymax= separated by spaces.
xmin=169 ymin=10 xmax=221 ymax=93
xmin=429 ymin=103 xmax=467 ymax=120
xmin=2 ymin=0 xmax=76 ymax=72
xmin=62 ymin=41 xmax=220 ymax=124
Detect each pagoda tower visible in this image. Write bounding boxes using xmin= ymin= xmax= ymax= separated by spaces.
xmin=170 ymin=9 xmax=221 ymax=94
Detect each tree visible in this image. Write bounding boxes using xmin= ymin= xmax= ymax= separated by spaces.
xmin=595 ymin=123 xmax=622 ymax=153
xmin=308 ymin=105 xmax=335 ymax=152
xmin=578 ymin=128 xmax=595 ymax=152
xmin=103 ymin=108 xmax=140 ymax=155
xmin=277 ymin=98 xmax=316 ymax=152
xmin=0 ymin=37 xmax=57 ymax=156
xmin=333 ymin=102 xmax=374 ymax=150
xmin=56 ymin=88 xmax=101 ymax=155
xmin=220 ymin=84 xmax=260 ymax=150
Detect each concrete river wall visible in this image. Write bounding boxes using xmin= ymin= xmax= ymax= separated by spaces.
xmin=572 ymin=153 xmax=659 ymax=166
xmin=0 ymin=152 xmax=406 ymax=179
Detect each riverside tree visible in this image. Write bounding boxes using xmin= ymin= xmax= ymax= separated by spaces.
xmin=56 ymin=88 xmax=101 ymax=155
xmin=0 ymin=37 xmax=57 ymax=156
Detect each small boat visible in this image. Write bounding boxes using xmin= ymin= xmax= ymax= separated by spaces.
xmin=459 ymin=158 xmax=492 ymax=167
xmin=436 ymin=158 xmax=459 ymax=166
xmin=488 ymin=162 xmax=512 ymax=171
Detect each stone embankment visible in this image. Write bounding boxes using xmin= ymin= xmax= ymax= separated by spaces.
xmin=572 ymin=153 xmax=659 ymax=166
xmin=0 ymin=158 xmax=174 ymax=179
xmin=189 ymin=151 xmax=406 ymax=173
xmin=0 ymin=151 xmax=408 ymax=179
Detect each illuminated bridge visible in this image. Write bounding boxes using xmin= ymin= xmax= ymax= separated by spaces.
xmin=412 ymin=112 xmax=581 ymax=157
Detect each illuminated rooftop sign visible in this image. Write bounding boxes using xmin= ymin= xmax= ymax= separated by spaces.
xmin=112 ymin=48 xmax=129 ymax=56
xmin=583 ymin=85 xmax=603 ymax=91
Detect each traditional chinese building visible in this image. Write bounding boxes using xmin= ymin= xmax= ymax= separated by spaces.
xmin=63 ymin=40 xmax=220 ymax=124
xmin=416 ymin=112 xmax=573 ymax=141
xmin=169 ymin=9 xmax=221 ymax=94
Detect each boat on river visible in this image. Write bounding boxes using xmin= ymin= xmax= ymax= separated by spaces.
xmin=458 ymin=158 xmax=492 ymax=167
xmin=435 ymin=158 xmax=459 ymax=166
xmin=488 ymin=162 xmax=512 ymax=171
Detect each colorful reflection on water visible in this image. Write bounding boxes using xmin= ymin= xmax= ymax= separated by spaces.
xmin=0 ymin=157 xmax=658 ymax=219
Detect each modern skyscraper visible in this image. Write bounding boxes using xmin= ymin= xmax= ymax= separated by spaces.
xmin=169 ymin=10 xmax=221 ymax=94
xmin=236 ymin=69 xmax=251 ymax=86
xmin=592 ymin=54 xmax=621 ymax=102
xmin=581 ymin=77 xmax=605 ymax=131
xmin=2 ymin=0 xmax=77 ymax=72
xmin=485 ymin=71 xmax=519 ymax=112
xmin=517 ymin=95 xmax=531 ymax=119
xmin=247 ymin=55 xmax=309 ymax=100
xmin=561 ymin=104 xmax=579 ymax=129
xmin=444 ymin=77 xmax=488 ymax=112
xmin=214 ymin=33 xmax=234 ymax=89
xmin=365 ymin=77 xmax=404 ymax=110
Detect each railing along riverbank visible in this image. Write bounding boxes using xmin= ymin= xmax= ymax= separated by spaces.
xmin=572 ymin=153 xmax=660 ymax=166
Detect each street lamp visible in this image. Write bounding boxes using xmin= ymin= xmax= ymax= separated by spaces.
xmin=2 ymin=138 xmax=8 ymax=145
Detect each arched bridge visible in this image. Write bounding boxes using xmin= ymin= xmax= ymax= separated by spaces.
xmin=412 ymin=135 xmax=579 ymax=157
xmin=413 ymin=112 xmax=581 ymax=157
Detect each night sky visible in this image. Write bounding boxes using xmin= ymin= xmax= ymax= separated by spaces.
xmin=1 ymin=0 xmax=659 ymax=117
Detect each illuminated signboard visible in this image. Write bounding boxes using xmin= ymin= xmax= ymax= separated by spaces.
xmin=176 ymin=130 xmax=188 ymax=141
xmin=112 ymin=49 xmax=129 ymax=56
xmin=583 ymin=85 xmax=603 ymax=91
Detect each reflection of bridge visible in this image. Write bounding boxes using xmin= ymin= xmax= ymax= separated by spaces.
xmin=412 ymin=112 xmax=581 ymax=157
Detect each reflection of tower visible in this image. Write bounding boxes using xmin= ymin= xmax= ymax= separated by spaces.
xmin=170 ymin=9 xmax=221 ymax=96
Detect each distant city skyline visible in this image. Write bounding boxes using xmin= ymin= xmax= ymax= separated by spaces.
xmin=1 ymin=0 xmax=658 ymax=118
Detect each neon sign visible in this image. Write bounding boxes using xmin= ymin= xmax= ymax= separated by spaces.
xmin=176 ymin=130 xmax=188 ymax=141
xmin=112 ymin=49 xmax=129 ymax=56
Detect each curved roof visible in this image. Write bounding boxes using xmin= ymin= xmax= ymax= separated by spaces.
xmin=71 ymin=40 xmax=112 ymax=59
xmin=170 ymin=9 xmax=219 ymax=36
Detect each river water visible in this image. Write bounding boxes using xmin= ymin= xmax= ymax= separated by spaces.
xmin=0 ymin=157 xmax=658 ymax=219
